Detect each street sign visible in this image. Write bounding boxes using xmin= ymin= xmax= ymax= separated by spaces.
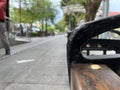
xmin=62 ymin=4 xmax=85 ymax=14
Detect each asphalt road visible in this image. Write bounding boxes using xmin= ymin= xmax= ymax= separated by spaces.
xmin=0 ymin=35 xmax=70 ymax=90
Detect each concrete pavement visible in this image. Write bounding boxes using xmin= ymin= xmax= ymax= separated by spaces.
xmin=0 ymin=36 xmax=59 ymax=58
xmin=0 ymin=35 xmax=70 ymax=90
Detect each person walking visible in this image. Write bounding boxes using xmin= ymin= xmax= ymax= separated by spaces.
xmin=0 ymin=0 xmax=10 ymax=55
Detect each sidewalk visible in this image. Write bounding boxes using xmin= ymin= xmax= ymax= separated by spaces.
xmin=0 ymin=36 xmax=56 ymax=59
xmin=15 ymin=36 xmax=31 ymax=42
xmin=0 ymin=35 xmax=69 ymax=90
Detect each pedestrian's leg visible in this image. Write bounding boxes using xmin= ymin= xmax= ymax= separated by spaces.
xmin=0 ymin=23 xmax=10 ymax=55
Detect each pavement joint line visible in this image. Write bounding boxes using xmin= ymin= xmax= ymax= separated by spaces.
xmin=0 ymin=81 xmax=69 ymax=87
xmin=8 ymin=82 xmax=69 ymax=86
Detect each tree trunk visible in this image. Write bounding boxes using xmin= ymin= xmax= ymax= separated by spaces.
xmin=45 ymin=19 xmax=47 ymax=32
xmin=84 ymin=0 xmax=102 ymax=22
xmin=71 ymin=15 xmax=76 ymax=30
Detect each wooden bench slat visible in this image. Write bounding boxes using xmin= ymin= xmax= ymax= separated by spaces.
xmin=71 ymin=64 xmax=120 ymax=90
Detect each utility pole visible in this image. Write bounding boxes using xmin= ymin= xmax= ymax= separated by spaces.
xmin=5 ymin=0 xmax=10 ymax=43
xmin=19 ymin=0 xmax=24 ymax=36
xmin=102 ymin=0 xmax=109 ymax=17
xmin=67 ymin=7 xmax=71 ymax=30
xmin=101 ymin=0 xmax=109 ymax=38
xmin=6 ymin=0 xmax=10 ymax=32
xmin=19 ymin=0 xmax=21 ymax=24
xmin=41 ymin=11 xmax=44 ymax=31
xmin=41 ymin=0 xmax=44 ymax=31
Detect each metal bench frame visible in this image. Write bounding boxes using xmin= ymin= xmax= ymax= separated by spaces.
xmin=67 ymin=15 xmax=120 ymax=83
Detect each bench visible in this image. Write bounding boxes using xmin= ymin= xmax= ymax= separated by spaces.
xmin=71 ymin=64 xmax=120 ymax=90
xmin=67 ymin=15 xmax=120 ymax=89
xmin=81 ymin=39 xmax=120 ymax=55
xmin=82 ymin=46 xmax=114 ymax=55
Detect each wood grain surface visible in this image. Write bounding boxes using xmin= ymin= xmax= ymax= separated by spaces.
xmin=71 ymin=64 xmax=120 ymax=90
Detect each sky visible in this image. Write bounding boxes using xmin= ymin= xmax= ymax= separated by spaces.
xmin=109 ymin=0 xmax=120 ymax=12
xmin=50 ymin=0 xmax=63 ymax=23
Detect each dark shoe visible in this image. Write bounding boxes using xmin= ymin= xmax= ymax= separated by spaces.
xmin=5 ymin=49 xmax=11 ymax=55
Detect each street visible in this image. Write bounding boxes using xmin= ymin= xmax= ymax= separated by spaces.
xmin=0 ymin=35 xmax=70 ymax=90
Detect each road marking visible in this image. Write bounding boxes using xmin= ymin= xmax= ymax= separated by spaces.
xmin=17 ymin=59 xmax=35 ymax=64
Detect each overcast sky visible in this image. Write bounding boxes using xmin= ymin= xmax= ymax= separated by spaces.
xmin=50 ymin=0 xmax=63 ymax=23
xmin=109 ymin=0 xmax=120 ymax=12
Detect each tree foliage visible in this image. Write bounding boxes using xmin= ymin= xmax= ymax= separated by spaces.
xmin=11 ymin=0 xmax=57 ymax=24
xmin=55 ymin=17 xmax=67 ymax=32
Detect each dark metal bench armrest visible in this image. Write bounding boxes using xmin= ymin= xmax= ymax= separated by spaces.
xmin=67 ymin=15 xmax=120 ymax=66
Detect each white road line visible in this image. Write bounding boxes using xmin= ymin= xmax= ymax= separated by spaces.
xmin=17 ymin=59 xmax=35 ymax=64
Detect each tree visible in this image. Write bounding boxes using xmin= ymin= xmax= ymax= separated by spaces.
xmin=80 ymin=0 xmax=102 ymax=22
xmin=11 ymin=0 xmax=57 ymax=27
xmin=40 ymin=0 xmax=57 ymax=32
xmin=55 ymin=17 xmax=67 ymax=32
xmin=61 ymin=0 xmax=102 ymax=22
